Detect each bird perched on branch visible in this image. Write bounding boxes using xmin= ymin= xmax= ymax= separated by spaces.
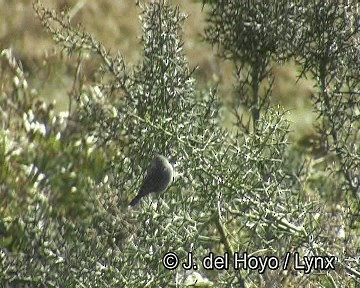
xmin=129 ymin=154 xmax=174 ymax=207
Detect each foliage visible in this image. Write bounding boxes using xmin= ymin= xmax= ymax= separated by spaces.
xmin=0 ymin=0 xmax=358 ymax=287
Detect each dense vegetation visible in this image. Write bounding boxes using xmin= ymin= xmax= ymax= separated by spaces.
xmin=0 ymin=0 xmax=359 ymax=287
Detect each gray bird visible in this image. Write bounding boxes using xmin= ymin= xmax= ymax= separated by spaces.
xmin=129 ymin=154 xmax=174 ymax=206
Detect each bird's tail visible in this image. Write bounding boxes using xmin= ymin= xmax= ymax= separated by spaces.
xmin=129 ymin=194 xmax=142 ymax=207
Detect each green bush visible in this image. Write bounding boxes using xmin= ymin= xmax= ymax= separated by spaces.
xmin=0 ymin=0 xmax=358 ymax=287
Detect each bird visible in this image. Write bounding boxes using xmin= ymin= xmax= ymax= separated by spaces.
xmin=129 ymin=154 xmax=174 ymax=206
